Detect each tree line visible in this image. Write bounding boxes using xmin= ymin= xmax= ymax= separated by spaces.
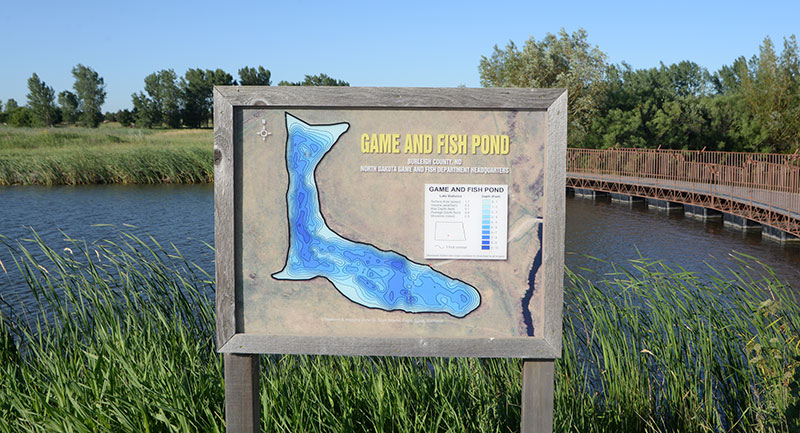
xmin=0 ymin=66 xmax=348 ymax=129
xmin=0 ymin=64 xmax=106 ymax=128
xmin=125 ymin=67 xmax=348 ymax=128
xmin=4 ymin=33 xmax=799 ymax=154
xmin=480 ymin=29 xmax=800 ymax=154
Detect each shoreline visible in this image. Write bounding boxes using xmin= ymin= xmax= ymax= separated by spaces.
xmin=0 ymin=125 xmax=213 ymax=186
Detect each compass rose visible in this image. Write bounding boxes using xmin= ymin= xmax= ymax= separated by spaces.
xmin=257 ymin=119 xmax=272 ymax=141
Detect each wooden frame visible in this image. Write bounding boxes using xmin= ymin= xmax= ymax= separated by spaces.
xmin=214 ymin=86 xmax=566 ymax=359
xmin=215 ymin=86 xmax=566 ymax=433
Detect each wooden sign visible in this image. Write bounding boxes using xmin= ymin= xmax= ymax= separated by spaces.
xmin=214 ymin=87 xmax=566 ymax=432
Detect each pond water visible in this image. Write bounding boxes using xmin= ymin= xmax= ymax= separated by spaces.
xmin=565 ymin=194 xmax=800 ymax=289
xmin=0 ymin=184 xmax=215 ymax=308
xmin=1 ymin=184 xmax=798 ymax=309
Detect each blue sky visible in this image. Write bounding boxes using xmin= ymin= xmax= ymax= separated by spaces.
xmin=2 ymin=0 xmax=798 ymax=112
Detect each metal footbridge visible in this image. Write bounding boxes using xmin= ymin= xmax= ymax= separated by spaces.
xmin=566 ymin=148 xmax=800 ymax=238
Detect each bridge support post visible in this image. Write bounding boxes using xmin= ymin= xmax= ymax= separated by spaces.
xmin=610 ymin=193 xmax=644 ymax=205
xmin=684 ymin=205 xmax=722 ymax=220
xmin=647 ymin=199 xmax=683 ymax=211
xmin=574 ymin=188 xmax=608 ymax=200
xmin=723 ymin=214 xmax=762 ymax=232
xmin=762 ymin=226 xmax=800 ymax=244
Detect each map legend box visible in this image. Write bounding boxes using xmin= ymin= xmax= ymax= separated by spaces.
xmin=424 ymin=184 xmax=508 ymax=260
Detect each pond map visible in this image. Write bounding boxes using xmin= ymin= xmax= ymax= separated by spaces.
xmin=272 ymin=113 xmax=482 ymax=318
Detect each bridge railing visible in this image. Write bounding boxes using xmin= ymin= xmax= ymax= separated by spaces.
xmin=566 ymin=148 xmax=800 ymax=216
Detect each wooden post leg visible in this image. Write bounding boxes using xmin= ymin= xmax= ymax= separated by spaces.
xmin=520 ymin=359 xmax=554 ymax=433
xmin=224 ymin=353 xmax=261 ymax=433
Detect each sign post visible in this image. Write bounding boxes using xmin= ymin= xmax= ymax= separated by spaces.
xmin=214 ymin=87 xmax=566 ymax=433
xmin=521 ymin=359 xmax=555 ymax=432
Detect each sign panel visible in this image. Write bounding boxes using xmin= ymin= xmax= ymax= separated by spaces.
xmin=214 ymin=87 xmax=566 ymax=358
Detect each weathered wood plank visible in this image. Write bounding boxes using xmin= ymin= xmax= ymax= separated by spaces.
xmin=214 ymin=88 xmax=236 ymax=347
xmin=219 ymin=334 xmax=559 ymax=358
xmin=215 ymin=86 xmax=564 ymax=110
xmin=224 ymin=354 xmax=260 ymax=433
xmin=542 ymin=90 xmax=567 ymax=353
xmin=521 ymin=359 xmax=555 ymax=433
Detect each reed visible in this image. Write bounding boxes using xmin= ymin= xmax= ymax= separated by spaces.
xmin=0 ymin=126 xmax=213 ymax=185
xmin=558 ymin=257 xmax=800 ymax=432
xmin=0 ymin=232 xmax=798 ymax=432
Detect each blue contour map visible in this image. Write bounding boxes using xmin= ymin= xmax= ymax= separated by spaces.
xmin=272 ymin=113 xmax=481 ymax=318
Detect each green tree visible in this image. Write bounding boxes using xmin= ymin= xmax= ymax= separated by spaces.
xmin=209 ymin=69 xmax=235 ymax=87
xmin=705 ymin=36 xmax=800 ymax=153
xmin=131 ymin=92 xmax=157 ymax=128
xmin=132 ymin=69 xmax=181 ymax=128
xmin=116 ymin=109 xmax=134 ymax=127
xmin=72 ymin=66 xmax=104 ymax=126
xmin=3 ymin=99 xmax=30 ymax=127
xmin=26 ymin=73 xmax=58 ymax=126
xmin=58 ymin=90 xmax=80 ymax=125
xmin=712 ymin=55 xmax=750 ymax=95
xmin=739 ymin=36 xmax=800 ymax=153
xmin=277 ymin=73 xmax=349 ymax=86
xmin=479 ymin=28 xmax=607 ymax=146
xmin=8 ymin=106 xmax=34 ymax=127
xmin=72 ymin=64 xmax=106 ymax=127
xmin=180 ymin=68 xmax=210 ymax=128
xmin=663 ymin=61 xmax=711 ymax=97
xmin=238 ymin=66 xmax=272 ymax=85
xmin=584 ymin=62 xmax=718 ymax=150
xmin=180 ymin=68 xmax=235 ymax=128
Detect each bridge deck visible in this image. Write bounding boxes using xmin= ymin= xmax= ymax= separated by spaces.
xmin=567 ymin=172 xmax=800 ymax=220
xmin=565 ymin=148 xmax=800 ymax=237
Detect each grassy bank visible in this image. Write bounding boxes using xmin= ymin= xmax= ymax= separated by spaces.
xmin=1 ymin=233 xmax=799 ymax=432
xmin=0 ymin=126 xmax=213 ymax=185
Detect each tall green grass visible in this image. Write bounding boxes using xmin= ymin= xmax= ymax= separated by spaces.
xmin=559 ymin=259 xmax=800 ymax=432
xmin=0 ymin=232 xmax=798 ymax=432
xmin=0 ymin=126 xmax=213 ymax=185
